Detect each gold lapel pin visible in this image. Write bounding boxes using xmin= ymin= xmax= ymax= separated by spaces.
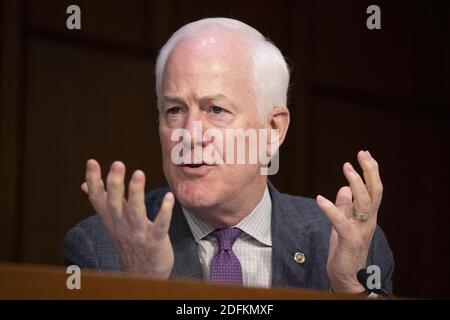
xmin=294 ymin=252 xmax=305 ymax=264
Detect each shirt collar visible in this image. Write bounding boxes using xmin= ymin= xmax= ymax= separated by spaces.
xmin=182 ymin=185 xmax=272 ymax=247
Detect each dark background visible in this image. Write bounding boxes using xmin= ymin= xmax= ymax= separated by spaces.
xmin=1 ymin=0 xmax=449 ymax=298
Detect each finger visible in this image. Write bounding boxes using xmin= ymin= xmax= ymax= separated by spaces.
xmin=153 ymin=192 xmax=175 ymax=239
xmin=126 ymin=170 xmax=148 ymax=228
xmin=85 ymin=159 xmax=107 ymax=216
xmin=316 ymin=195 xmax=348 ymax=235
xmin=343 ymin=162 xmax=372 ymax=213
xmin=358 ymin=150 xmax=383 ymax=210
xmin=335 ymin=186 xmax=353 ymax=219
xmin=82 ymin=180 xmax=104 ymax=193
xmin=106 ymin=161 xmax=126 ymax=221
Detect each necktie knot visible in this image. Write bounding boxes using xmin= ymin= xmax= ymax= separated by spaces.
xmin=212 ymin=228 xmax=242 ymax=250
xmin=210 ymin=227 xmax=243 ymax=284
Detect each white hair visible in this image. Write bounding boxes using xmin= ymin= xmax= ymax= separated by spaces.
xmin=155 ymin=17 xmax=290 ymax=124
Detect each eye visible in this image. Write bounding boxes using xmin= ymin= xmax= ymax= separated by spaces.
xmin=211 ymin=105 xmax=225 ymax=114
xmin=167 ymin=106 xmax=181 ymax=115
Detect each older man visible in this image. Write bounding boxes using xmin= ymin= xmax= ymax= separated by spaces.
xmin=63 ymin=18 xmax=394 ymax=295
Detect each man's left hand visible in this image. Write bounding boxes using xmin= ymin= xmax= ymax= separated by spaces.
xmin=316 ymin=150 xmax=383 ymax=294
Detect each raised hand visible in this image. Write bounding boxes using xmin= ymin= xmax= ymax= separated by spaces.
xmin=81 ymin=159 xmax=175 ymax=278
xmin=316 ymin=150 xmax=383 ymax=294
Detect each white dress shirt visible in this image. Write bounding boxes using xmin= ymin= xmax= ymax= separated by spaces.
xmin=182 ymin=186 xmax=272 ymax=288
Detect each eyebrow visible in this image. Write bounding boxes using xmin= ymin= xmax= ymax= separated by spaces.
xmin=201 ymin=94 xmax=229 ymax=101
xmin=163 ymin=93 xmax=230 ymax=103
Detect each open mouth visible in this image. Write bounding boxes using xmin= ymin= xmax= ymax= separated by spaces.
xmin=179 ymin=162 xmax=215 ymax=169
xmin=184 ymin=163 xmax=204 ymax=168
xmin=178 ymin=162 xmax=215 ymax=176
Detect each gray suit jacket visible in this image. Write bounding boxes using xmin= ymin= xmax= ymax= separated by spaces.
xmin=63 ymin=182 xmax=395 ymax=293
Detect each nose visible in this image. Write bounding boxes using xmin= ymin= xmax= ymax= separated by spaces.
xmin=183 ymin=111 xmax=210 ymax=149
xmin=183 ymin=111 xmax=200 ymax=135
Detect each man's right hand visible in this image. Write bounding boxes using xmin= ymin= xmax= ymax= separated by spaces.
xmin=81 ymin=159 xmax=175 ymax=279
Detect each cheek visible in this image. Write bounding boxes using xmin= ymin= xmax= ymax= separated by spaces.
xmin=159 ymin=127 xmax=173 ymax=153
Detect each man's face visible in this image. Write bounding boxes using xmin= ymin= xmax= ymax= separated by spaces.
xmin=159 ymin=31 xmax=267 ymax=212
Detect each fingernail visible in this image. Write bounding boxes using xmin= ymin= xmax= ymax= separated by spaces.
xmin=86 ymin=159 xmax=94 ymax=168
xmin=366 ymin=150 xmax=372 ymax=159
xmin=112 ymin=161 xmax=122 ymax=173
xmin=317 ymin=195 xmax=325 ymax=203
xmin=133 ymin=170 xmax=144 ymax=180
xmin=345 ymin=162 xmax=354 ymax=171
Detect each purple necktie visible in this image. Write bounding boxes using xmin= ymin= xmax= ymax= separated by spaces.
xmin=209 ymin=228 xmax=243 ymax=284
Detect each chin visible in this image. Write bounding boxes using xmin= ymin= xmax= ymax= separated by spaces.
xmin=173 ymin=179 xmax=221 ymax=210
xmin=163 ymin=165 xmax=219 ymax=209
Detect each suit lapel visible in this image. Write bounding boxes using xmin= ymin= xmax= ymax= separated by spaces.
xmin=167 ymin=183 xmax=323 ymax=288
xmin=269 ymin=182 xmax=316 ymax=288
xmin=169 ymin=201 xmax=203 ymax=280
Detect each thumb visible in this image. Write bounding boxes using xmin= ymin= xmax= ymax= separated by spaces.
xmin=153 ymin=192 xmax=175 ymax=239
xmin=316 ymin=194 xmax=347 ymax=235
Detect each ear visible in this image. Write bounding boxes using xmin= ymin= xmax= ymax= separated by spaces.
xmin=267 ymin=106 xmax=290 ymax=156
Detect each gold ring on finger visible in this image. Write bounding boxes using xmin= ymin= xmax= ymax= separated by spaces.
xmin=353 ymin=209 xmax=370 ymax=222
